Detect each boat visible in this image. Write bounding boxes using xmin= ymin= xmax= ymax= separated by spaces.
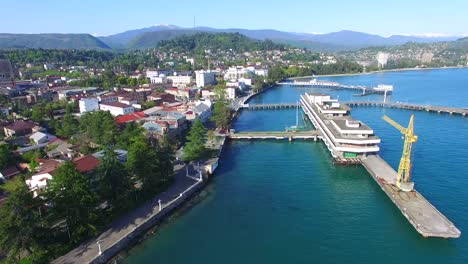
xmin=285 ymin=102 xmax=309 ymax=132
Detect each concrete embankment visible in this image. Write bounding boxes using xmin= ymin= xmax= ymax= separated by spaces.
xmin=53 ymin=141 xmax=227 ymax=264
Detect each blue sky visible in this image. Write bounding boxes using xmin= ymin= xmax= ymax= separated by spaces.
xmin=3 ymin=0 xmax=467 ymax=36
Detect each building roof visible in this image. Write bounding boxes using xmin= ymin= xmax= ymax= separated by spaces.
xmin=35 ymin=159 xmax=62 ymax=175
xmin=0 ymin=165 xmax=20 ymax=178
xmin=193 ymin=103 xmax=210 ymax=114
xmin=100 ymin=102 xmax=133 ymax=108
xmin=73 ymin=155 xmax=100 ymax=173
xmin=4 ymin=120 xmax=36 ymax=132
xmin=115 ymin=111 xmax=146 ymax=124
xmin=142 ymin=122 xmax=163 ymax=132
xmin=29 ymin=131 xmax=48 ymax=142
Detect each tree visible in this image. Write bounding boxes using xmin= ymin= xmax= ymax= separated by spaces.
xmin=0 ymin=144 xmax=12 ymax=170
xmin=31 ymin=105 xmax=45 ymax=122
xmin=211 ymin=100 xmax=231 ymax=129
xmin=97 ymin=147 xmax=133 ymax=207
xmin=0 ymin=183 xmax=43 ymax=262
xmin=56 ymin=106 xmax=78 ymax=138
xmin=116 ymin=122 xmax=144 ymax=150
xmin=45 ymin=162 xmax=98 ymax=243
xmin=183 ymin=119 xmax=207 ymax=162
xmin=80 ymin=111 xmax=118 ymax=146
xmin=154 ymin=136 xmax=175 ymax=182
xmin=126 ymin=135 xmax=160 ymax=195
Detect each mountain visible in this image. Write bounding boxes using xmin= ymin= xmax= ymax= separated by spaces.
xmin=99 ymin=24 xmax=182 ymax=49
xmin=0 ymin=33 xmax=111 ymax=49
xmin=99 ymin=26 xmax=459 ymax=52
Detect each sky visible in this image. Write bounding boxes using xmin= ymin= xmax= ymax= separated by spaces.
xmin=2 ymin=0 xmax=467 ymax=37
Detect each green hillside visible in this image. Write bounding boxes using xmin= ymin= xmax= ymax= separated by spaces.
xmin=155 ymin=32 xmax=285 ymax=52
xmin=0 ymin=34 xmax=111 ymax=49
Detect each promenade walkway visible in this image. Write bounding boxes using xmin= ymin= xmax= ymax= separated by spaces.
xmin=52 ymin=164 xmax=203 ymax=264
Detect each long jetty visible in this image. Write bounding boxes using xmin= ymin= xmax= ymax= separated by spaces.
xmin=277 ymin=81 xmax=389 ymax=95
xmin=229 ymin=130 xmax=320 ymax=141
xmin=240 ymin=101 xmax=468 ymax=116
xmin=344 ymin=101 xmax=468 ymax=116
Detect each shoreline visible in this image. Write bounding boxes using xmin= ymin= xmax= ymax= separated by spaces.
xmin=289 ymin=66 xmax=467 ymax=79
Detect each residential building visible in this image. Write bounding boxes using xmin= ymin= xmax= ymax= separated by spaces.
xmin=93 ymin=149 xmax=128 ymax=163
xmin=167 ymin=74 xmax=192 ymax=87
xmin=3 ymin=120 xmax=37 ymax=137
xmin=192 ymin=102 xmax=212 ymax=122
xmin=115 ymin=111 xmax=146 ymax=125
xmin=226 ymin=87 xmax=237 ymax=99
xmin=195 ymin=70 xmax=216 ymax=87
xmin=149 ymin=75 xmax=167 ymax=84
xmin=0 ymin=59 xmax=14 ymax=82
xmin=73 ymin=155 xmax=100 ymax=174
xmin=146 ymin=68 xmax=172 ymax=80
xmin=377 ymin=52 xmax=390 ymax=68
xmin=147 ymin=92 xmax=176 ymax=104
xmin=99 ymin=102 xmax=134 ymax=116
xmin=79 ymin=98 xmax=99 ymax=113
xmin=29 ymin=132 xmax=56 ymax=145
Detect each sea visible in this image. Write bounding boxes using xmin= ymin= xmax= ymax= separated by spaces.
xmin=124 ymin=68 xmax=468 ymax=264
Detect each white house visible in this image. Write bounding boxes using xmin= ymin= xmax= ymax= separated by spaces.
xmin=26 ymin=173 xmax=53 ymax=197
xmin=99 ymin=102 xmax=134 ymax=116
xmin=79 ymin=98 xmax=99 ymax=113
xmin=29 ymin=132 xmax=56 ymax=145
xmin=149 ymin=75 xmax=167 ymax=84
xmin=195 ymin=70 xmax=216 ymax=87
xmin=167 ymin=74 xmax=192 ymax=87
xmin=146 ymin=68 xmax=172 ymax=79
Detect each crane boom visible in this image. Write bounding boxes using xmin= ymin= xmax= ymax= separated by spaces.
xmin=383 ymin=115 xmax=406 ymax=134
xmin=382 ymin=115 xmax=418 ymax=191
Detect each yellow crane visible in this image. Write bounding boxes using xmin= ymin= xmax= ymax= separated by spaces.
xmin=382 ymin=115 xmax=418 ymax=191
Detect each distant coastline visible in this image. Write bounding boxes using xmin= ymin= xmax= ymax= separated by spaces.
xmin=290 ymin=66 xmax=467 ymax=79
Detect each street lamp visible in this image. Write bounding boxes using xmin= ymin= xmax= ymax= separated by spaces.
xmin=97 ymin=240 xmax=103 ymax=256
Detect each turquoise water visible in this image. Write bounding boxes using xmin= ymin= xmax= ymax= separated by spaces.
xmin=125 ymin=69 xmax=468 ymax=263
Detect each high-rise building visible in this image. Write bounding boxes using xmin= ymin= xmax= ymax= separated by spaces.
xmin=376 ymin=52 xmax=390 ymax=68
xmin=0 ymin=59 xmax=14 ymax=82
xmin=195 ymin=70 xmax=216 ymax=87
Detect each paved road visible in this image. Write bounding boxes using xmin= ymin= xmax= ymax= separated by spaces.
xmin=52 ymin=164 xmax=200 ymax=264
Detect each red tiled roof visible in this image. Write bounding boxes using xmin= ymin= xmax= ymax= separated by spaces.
xmin=4 ymin=120 xmax=36 ymax=132
xmin=36 ymin=159 xmax=62 ymax=175
xmin=73 ymin=155 xmax=100 ymax=173
xmin=115 ymin=111 xmax=146 ymax=124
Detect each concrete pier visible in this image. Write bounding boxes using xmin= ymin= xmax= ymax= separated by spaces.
xmin=229 ymin=131 xmax=320 ymax=141
xmin=362 ymin=155 xmax=461 ymax=238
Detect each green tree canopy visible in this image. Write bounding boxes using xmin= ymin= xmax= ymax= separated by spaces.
xmin=183 ymin=119 xmax=207 ymax=162
xmin=0 ymin=183 xmax=44 ymax=262
xmin=45 ymin=162 xmax=98 ymax=243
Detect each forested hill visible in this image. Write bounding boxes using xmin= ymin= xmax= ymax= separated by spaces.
xmin=0 ymin=34 xmax=111 ymax=49
xmin=155 ymin=32 xmax=285 ymax=52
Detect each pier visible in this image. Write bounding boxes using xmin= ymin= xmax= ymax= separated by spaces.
xmin=298 ymin=93 xmax=461 ymax=238
xmin=240 ymin=103 xmax=300 ymax=110
xmin=362 ymin=155 xmax=461 ymax=238
xmin=344 ymin=101 xmax=468 ymax=116
xmin=229 ymin=130 xmax=320 ymax=141
xmin=277 ymin=80 xmax=393 ymax=95
xmin=240 ymin=102 xmax=468 ymax=116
